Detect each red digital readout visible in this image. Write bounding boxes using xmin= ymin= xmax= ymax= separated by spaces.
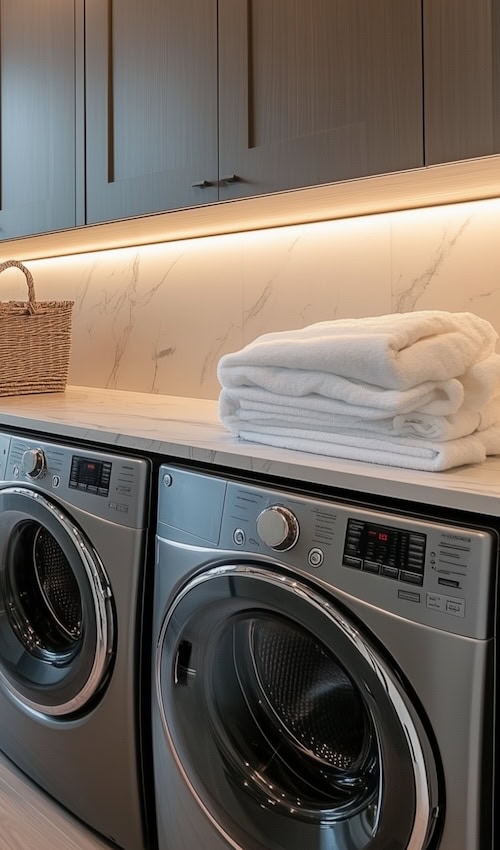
xmin=367 ymin=527 xmax=391 ymax=544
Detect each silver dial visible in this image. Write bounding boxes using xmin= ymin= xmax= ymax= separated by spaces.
xmin=21 ymin=448 xmax=47 ymax=479
xmin=256 ymin=505 xmax=299 ymax=551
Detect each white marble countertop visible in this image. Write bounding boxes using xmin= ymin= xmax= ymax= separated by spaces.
xmin=0 ymin=385 xmax=499 ymax=517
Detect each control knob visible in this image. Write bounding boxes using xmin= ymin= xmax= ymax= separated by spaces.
xmin=256 ymin=505 xmax=299 ymax=551
xmin=21 ymin=448 xmax=47 ymax=479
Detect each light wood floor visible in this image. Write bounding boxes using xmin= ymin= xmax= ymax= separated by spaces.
xmin=0 ymin=751 xmax=114 ymax=850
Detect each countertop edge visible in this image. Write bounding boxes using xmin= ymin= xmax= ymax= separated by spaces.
xmin=0 ymin=387 xmax=499 ymax=518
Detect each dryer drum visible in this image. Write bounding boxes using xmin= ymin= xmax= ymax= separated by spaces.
xmin=247 ymin=616 xmax=372 ymax=771
xmin=0 ymin=487 xmax=114 ymax=716
xmin=3 ymin=520 xmax=83 ymax=661
xmin=242 ymin=617 xmax=373 ymax=772
xmin=207 ymin=613 xmax=378 ymax=822
xmin=33 ymin=526 xmax=82 ymax=641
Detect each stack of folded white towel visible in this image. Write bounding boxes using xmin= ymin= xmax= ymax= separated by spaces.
xmin=217 ymin=310 xmax=500 ymax=471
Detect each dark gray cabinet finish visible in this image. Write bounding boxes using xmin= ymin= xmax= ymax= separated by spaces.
xmin=424 ymin=0 xmax=500 ymax=164
xmin=218 ymin=0 xmax=424 ymax=201
xmin=85 ymin=0 xmax=424 ymax=223
xmin=2 ymin=1 xmax=499 ymax=241
xmin=0 ymin=0 xmax=77 ymax=240
xmin=85 ymin=0 xmax=218 ymax=224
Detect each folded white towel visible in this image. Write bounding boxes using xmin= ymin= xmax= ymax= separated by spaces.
xmin=233 ymin=423 xmax=500 ymax=472
xmin=393 ymin=395 xmax=500 ymax=440
xmin=218 ymin=311 xmax=497 ymax=391
xmin=222 ymin=393 xmax=500 ymax=442
xmin=478 ymin=423 xmax=500 ymax=457
xmin=459 ymin=354 xmax=500 ymax=408
xmin=219 ymin=357 xmax=500 ymax=430
xmin=219 ymin=368 xmax=467 ymax=418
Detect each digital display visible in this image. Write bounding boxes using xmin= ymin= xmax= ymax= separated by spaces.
xmin=367 ymin=527 xmax=391 ymax=545
xmin=78 ymin=459 xmax=101 ymax=484
xmin=69 ymin=455 xmax=112 ymax=496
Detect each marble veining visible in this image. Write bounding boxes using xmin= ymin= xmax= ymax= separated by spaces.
xmin=151 ymin=344 xmax=177 ymax=394
xmin=392 ymin=217 xmax=471 ymax=312
xmin=4 ymin=197 xmax=500 ymax=402
xmin=390 ymin=199 xmax=500 ymax=319
xmin=200 ymin=323 xmax=242 ymax=388
xmin=243 ymin=279 xmax=274 ymax=324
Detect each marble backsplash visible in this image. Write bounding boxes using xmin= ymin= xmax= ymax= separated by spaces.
xmin=3 ymin=196 xmax=500 ymax=400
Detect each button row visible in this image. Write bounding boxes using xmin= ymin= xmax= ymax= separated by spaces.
xmin=69 ymin=481 xmax=109 ymax=497
xmin=343 ymin=555 xmax=424 ymax=586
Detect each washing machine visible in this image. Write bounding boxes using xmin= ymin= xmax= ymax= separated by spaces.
xmin=152 ymin=463 xmax=498 ymax=850
xmin=0 ymin=430 xmax=154 ymax=850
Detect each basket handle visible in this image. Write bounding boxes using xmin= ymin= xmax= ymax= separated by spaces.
xmin=0 ymin=259 xmax=37 ymax=314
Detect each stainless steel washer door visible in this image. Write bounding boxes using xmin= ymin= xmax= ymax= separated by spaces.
xmin=156 ymin=565 xmax=440 ymax=850
xmin=0 ymin=486 xmax=114 ymax=717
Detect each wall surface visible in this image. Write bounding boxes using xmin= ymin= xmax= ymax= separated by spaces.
xmin=3 ymin=197 xmax=500 ymax=400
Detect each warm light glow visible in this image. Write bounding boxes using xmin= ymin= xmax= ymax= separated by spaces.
xmin=2 ymin=154 xmax=500 ymax=263
xmin=18 ymin=193 xmax=500 ymax=275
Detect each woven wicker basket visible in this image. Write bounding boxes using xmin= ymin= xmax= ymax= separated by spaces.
xmin=0 ymin=259 xmax=74 ymax=396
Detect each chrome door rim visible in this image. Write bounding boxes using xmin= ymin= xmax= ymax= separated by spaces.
xmin=156 ymin=563 xmax=436 ymax=850
xmin=0 ymin=486 xmax=112 ymax=717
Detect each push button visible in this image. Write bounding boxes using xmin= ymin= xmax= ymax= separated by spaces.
xmin=307 ymin=548 xmax=324 ymax=568
xmin=363 ymin=560 xmax=381 ymax=574
xmin=400 ymin=570 xmax=423 ymax=586
xmin=233 ymin=528 xmax=246 ymax=546
xmin=445 ymin=598 xmax=465 ymax=617
xmin=343 ymin=555 xmax=362 ymax=569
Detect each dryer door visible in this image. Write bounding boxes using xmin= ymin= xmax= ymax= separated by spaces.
xmin=157 ymin=564 xmax=440 ymax=850
xmin=0 ymin=487 xmax=113 ymax=717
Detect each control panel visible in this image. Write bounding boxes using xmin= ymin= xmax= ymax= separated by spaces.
xmin=0 ymin=433 xmax=149 ymax=529
xmin=343 ymin=519 xmax=426 ymax=585
xmin=157 ymin=465 xmax=496 ymax=640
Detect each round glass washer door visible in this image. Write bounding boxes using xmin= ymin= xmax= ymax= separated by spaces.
xmin=0 ymin=486 xmax=114 ymax=717
xmin=157 ymin=565 xmax=440 ymax=850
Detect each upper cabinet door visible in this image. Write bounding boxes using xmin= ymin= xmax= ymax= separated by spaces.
xmin=424 ymin=0 xmax=500 ymax=164
xmin=218 ymin=0 xmax=423 ymax=201
xmin=85 ymin=0 xmax=218 ymax=225
xmin=0 ymin=0 xmax=77 ymax=240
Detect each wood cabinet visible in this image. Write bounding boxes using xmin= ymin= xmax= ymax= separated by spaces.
xmin=85 ymin=0 xmax=423 ymax=223
xmin=0 ymin=0 xmax=78 ymax=240
xmin=85 ymin=0 xmax=218 ymax=224
xmin=218 ymin=0 xmax=424 ymax=201
xmin=424 ymin=0 xmax=500 ymax=164
xmin=3 ymin=1 xmax=500 ymax=241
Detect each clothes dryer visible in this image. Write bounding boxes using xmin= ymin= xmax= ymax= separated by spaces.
xmin=152 ymin=463 xmax=497 ymax=850
xmin=0 ymin=431 xmax=153 ymax=850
